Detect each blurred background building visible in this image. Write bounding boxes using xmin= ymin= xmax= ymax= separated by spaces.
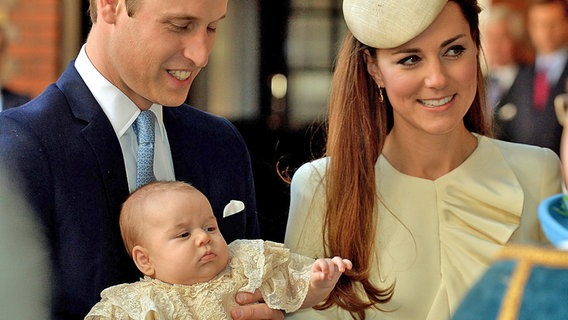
xmin=1 ymin=0 xmax=533 ymax=242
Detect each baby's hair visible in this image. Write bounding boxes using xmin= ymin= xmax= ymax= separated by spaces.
xmin=119 ymin=181 xmax=197 ymax=257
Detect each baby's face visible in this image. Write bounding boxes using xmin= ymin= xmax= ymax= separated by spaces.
xmin=141 ymin=188 xmax=230 ymax=285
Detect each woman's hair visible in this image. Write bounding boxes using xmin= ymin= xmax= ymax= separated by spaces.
xmin=319 ymin=0 xmax=489 ymax=318
xmin=89 ymin=0 xmax=141 ymax=23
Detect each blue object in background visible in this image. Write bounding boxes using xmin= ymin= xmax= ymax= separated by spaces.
xmin=538 ymin=193 xmax=568 ymax=249
xmin=452 ymin=245 xmax=568 ymax=320
xmin=452 ymin=193 xmax=568 ymax=319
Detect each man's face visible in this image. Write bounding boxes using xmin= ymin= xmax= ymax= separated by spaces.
xmin=528 ymin=2 xmax=568 ymax=54
xmin=483 ymin=20 xmax=517 ymax=67
xmin=104 ymin=0 xmax=227 ymax=109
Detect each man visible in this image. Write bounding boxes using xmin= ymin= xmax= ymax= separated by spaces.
xmin=482 ymin=4 xmax=526 ymax=111
xmin=0 ymin=0 xmax=281 ymax=319
xmin=495 ymin=0 xmax=568 ymax=154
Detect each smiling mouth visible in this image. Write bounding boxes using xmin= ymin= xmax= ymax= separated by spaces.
xmin=168 ymin=70 xmax=192 ymax=81
xmin=419 ymin=95 xmax=454 ymax=107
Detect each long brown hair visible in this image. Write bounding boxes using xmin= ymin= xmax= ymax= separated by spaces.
xmin=318 ymin=1 xmax=491 ymax=318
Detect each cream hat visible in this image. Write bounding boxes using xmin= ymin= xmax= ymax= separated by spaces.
xmin=343 ymin=0 xmax=448 ymax=48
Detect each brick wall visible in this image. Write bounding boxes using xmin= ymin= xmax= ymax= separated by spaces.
xmin=5 ymin=0 xmax=61 ymax=98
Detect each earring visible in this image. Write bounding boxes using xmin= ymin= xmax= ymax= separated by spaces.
xmin=378 ymin=86 xmax=384 ymax=103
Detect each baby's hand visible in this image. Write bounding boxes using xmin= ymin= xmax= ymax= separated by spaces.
xmin=312 ymin=256 xmax=352 ymax=282
xmin=301 ymin=257 xmax=352 ymax=309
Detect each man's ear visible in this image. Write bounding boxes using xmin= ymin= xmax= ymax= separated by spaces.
xmin=132 ymin=245 xmax=154 ymax=277
xmin=98 ymin=0 xmax=122 ymax=24
xmin=363 ymin=49 xmax=386 ymax=87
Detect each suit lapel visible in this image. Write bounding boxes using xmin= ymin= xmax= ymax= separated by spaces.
xmin=56 ymin=62 xmax=130 ymax=208
xmin=164 ymin=107 xmax=192 ymax=182
xmin=550 ymin=62 xmax=568 ymax=100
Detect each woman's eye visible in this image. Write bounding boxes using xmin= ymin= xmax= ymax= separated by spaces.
xmin=398 ymin=55 xmax=421 ymax=66
xmin=446 ymin=45 xmax=466 ymax=57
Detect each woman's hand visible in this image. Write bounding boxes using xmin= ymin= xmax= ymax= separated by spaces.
xmin=231 ymin=290 xmax=285 ymax=320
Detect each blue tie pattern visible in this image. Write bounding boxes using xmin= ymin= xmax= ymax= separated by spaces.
xmin=133 ymin=111 xmax=156 ymax=188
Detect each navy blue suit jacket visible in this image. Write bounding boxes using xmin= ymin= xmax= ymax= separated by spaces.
xmin=0 ymin=62 xmax=259 ymax=319
xmin=495 ymin=61 xmax=568 ymax=154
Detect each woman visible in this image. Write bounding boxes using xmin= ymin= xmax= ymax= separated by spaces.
xmin=284 ymin=0 xmax=562 ymax=319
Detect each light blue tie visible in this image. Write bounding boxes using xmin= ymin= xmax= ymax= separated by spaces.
xmin=133 ymin=111 xmax=156 ymax=188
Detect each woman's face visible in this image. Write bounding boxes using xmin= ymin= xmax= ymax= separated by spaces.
xmin=366 ymin=2 xmax=478 ymax=137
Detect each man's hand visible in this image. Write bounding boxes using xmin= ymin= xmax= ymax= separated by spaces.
xmin=231 ymin=290 xmax=285 ymax=320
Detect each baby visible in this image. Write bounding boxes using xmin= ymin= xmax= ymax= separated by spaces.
xmin=85 ymin=181 xmax=351 ymax=319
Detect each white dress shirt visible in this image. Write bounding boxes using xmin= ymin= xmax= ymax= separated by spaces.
xmin=75 ymin=45 xmax=176 ymax=192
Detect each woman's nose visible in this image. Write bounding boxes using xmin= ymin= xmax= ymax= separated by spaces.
xmin=424 ymin=60 xmax=448 ymax=89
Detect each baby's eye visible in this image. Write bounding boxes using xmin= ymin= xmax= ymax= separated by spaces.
xmin=205 ymin=226 xmax=217 ymax=233
xmin=178 ymin=232 xmax=190 ymax=238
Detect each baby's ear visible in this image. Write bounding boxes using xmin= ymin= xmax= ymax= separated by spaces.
xmin=132 ymin=245 xmax=154 ymax=276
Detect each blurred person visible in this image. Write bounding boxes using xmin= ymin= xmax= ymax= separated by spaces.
xmin=284 ymin=0 xmax=562 ymax=319
xmin=0 ymin=10 xmax=30 ymax=111
xmin=86 ymin=181 xmax=351 ymax=319
xmin=0 ymin=0 xmax=280 ymax=319
xmin=495 ymin=0 xmax=568 ymax=154
xmin=482 ymin=4 xmax=526 ymax=110
xmin=0 ymin=168 xmax=51 ymax=318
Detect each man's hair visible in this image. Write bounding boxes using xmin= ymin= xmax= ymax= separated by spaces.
xmin=88 ymin=0 xmax=141 ymax=23
xmin=485 ymin=4 xmax=525 ymax=41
